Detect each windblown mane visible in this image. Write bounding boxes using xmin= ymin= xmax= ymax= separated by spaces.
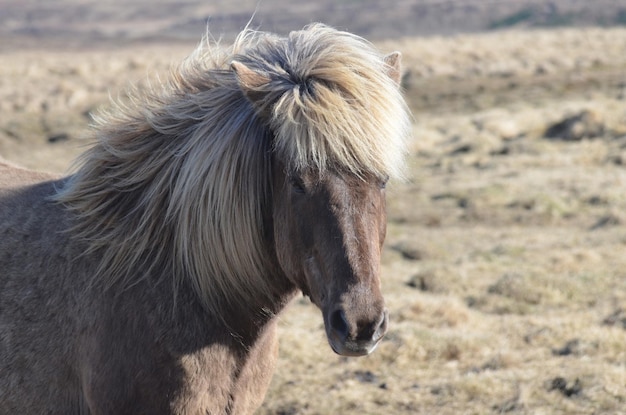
xmin=54 ymin=24 xmax=410 ymax=315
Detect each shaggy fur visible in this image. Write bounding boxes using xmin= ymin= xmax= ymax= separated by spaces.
xmin=0 ymin=24 xmax=410 ymax=414
xmin=55 ymin=24 xmax=409 ymax=316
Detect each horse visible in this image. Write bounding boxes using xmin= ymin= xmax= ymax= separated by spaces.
xmin=0 ymin=24 xmax=410 ymax=414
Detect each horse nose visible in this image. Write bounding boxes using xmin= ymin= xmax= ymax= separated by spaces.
xmin=328 ymin=308 xmax=388 ymax=356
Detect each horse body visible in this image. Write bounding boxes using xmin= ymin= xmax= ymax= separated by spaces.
xmin=0 ymin=166 xmax=283 ymax=414
xmin=0 ymin=24 xmax=409 ymax=414
xmin=0 ymin=169 xmax=81 ymax=413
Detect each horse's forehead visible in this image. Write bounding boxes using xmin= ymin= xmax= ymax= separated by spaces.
xmin=307 ymin=170 xmax=383 ymax=201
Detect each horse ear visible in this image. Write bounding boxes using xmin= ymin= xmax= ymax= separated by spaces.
xmin=231 ymin=61 xmax=273 ymax=117
xmin=383 ymin=51 xmax=402 ymax=86
xmin=231 ymin=61 xmax=270 ymax=90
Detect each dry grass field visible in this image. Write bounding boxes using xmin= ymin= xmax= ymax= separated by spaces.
xmin=1 ymin=17 xmax=625 ymax=415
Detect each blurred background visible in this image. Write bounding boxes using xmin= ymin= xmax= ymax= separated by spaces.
xmin=1 ymin=1 xmax=625 ymax=414
xmin=3 ymin=0 xmax=626 ymax=45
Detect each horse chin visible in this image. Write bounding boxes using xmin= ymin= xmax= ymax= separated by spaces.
xmin=326 ymin=331 xmax=382 ymax=357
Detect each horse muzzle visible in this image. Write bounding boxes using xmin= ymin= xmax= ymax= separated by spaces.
xmin=325 ymin=308 xmax=388 ymax=357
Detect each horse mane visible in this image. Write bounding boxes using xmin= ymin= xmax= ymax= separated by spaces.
xmin=54 ymin=24 xmax=410 ymax=316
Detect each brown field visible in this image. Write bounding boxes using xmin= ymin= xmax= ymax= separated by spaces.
xmin=1 ymin=12 xmax=625 ymax=415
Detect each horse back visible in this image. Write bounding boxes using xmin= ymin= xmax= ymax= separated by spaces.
xmin=0 ymin=159 xmax=59 ymax=189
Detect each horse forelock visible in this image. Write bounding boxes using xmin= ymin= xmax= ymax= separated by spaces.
xmin=233 ymin=23 xmax=411 ymax=179
xmin=54 ymin=24 xmax=409 ymax=317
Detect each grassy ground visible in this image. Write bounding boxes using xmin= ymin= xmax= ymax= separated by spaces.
xmin=1 ymin=27 xmax=625 ymax=414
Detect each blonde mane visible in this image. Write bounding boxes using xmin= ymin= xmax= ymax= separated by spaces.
xmin=54 ymin=24 xmax=410 ymax=315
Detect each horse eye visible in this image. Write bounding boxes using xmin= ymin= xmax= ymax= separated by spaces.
xmin=380 ymin=175 xmax=389 ymax=189
xmin=289 ymin=176 xmax=306 ymax=194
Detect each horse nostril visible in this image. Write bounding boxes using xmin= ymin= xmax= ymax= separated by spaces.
xmin=329 ymin=309 xmax=349 ymax=340
xmin=372 ymin=310 xmax=389 ymax=341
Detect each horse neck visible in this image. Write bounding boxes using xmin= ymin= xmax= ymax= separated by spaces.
xmin=176 ymin=263 xmax=297 ymax=349
xmin=230 ymin=227 xmax=297 ymax=337
xmin=183 ymin=222 xmax=297 ymax=345
xmin=224 ymin=212 xmax=298 ymax=343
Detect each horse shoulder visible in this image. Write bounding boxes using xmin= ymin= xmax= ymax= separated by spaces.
xmin=80 ymin=282 xmax=280 ymax=415
xmin=228 ymin=320 xmax=280 ymax=414
xmin=168 ymin=319 xmax=279 ymax=414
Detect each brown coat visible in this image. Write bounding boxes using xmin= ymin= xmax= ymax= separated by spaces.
xmin=0 ymin=161 xmax=283 ymax=414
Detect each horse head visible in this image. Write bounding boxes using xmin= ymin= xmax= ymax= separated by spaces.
xmin=231 ymin=27 xmax=408 ymax=355
xmin=271 ymin=165 xmax=389 ymax=356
